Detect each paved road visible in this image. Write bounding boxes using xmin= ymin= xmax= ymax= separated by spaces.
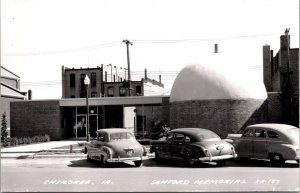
xmin=1 ymin=157 xmax=299 ymax=192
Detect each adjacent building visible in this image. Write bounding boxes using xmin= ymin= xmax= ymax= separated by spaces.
xmin=263 ymin=33 xmax=299 ymax=127
xmin=0 ymin=66 xmax=26 ymax=130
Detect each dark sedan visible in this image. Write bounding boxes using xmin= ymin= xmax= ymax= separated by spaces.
xmin=150 ymin=128 xmax=237 ymax=166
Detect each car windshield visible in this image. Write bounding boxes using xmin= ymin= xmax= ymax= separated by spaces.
xmin=110 ymin=132 xmax=135 ymax=141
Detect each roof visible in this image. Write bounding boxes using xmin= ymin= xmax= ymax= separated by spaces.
xmin=1 ymin=66 xmax=20 ymax=79
xmin=1 ymin=83 xmax=26 ymax=99
xmin=96 ymin=128 xmax=131 ymax=134
xmin=247 ymin=123 xmax=298 ymax=130
xmin=170 ymin=128 xmax=218 ymax=138
xmin=170 ymin=63 xmax=267 ymax=102
xmin=246 ymin=124 xmax=299 ymax=135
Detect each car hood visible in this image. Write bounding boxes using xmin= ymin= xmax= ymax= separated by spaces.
xmin=190 ymin=140 xmax=234 ymax=156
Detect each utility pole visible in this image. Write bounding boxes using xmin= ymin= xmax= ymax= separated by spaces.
xmin=123 ymin=39 xmax=133 ymax=96
xmin=284 ymin=28 xmax=292 ymax=124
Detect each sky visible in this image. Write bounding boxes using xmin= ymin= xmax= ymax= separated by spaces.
xmin=1 ymin=0 xmax=299 ymax=99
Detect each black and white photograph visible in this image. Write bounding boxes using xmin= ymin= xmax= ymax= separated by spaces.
xmin=1 ymin=0 xmax=299 ymax=192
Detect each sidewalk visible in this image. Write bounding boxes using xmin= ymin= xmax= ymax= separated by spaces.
xmin=1 ymin=140 xmax=86 ymax=159
xmin=1 ymin=140 xmax=152 ymax=159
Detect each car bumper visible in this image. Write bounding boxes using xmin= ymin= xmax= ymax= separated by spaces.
xmin=198 ymin=154 xmax=237 ymax=162
xmin=107 ymin=156 xmax=148 ymax=163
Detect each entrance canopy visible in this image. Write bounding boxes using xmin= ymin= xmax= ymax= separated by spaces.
xmin=59 ymin=96 xmax=168 ymax=107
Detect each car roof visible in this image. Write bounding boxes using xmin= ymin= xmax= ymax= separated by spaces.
xmin=96 ymin=128 xmax=132 ymax=134
xmin=170 ymin=128 xmax=218 ymax=137
xmin=246 ymin=124 xmax=298 ymax=134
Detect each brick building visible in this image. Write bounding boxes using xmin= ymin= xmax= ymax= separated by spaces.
xmin=10 ymin=65 xmax=165 ymax=140
xmin=263 ymin=33 xmax=299 ymax=127
xmin=169 ymin=63 xmax=268 ymax=138
xmin=62 ymin=65 xmax=164 ymax=98
xmin=0 ymin=66 xmax=26 ymax=130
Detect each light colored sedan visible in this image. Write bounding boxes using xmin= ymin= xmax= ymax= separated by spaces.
xmin=227 ymin=124 xmax=299 ymax=166
xmin=84 ymin=129 xmax=147 ymax=167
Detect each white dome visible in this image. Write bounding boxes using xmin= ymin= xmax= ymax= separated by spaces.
xmin=170 ymin=63 xmax=267 ymax=102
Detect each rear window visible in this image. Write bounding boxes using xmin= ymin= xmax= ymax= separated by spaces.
xmin=110 ymin=132 xmax=135 ymax=141
xmin=267 ymin=131 xmax=279 ymax=138
xmin=196 ymin=132 xmax=221 ymax=141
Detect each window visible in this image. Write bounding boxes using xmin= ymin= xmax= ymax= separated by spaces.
xmin=243 ymin=129 xmax=254 ymax=137
xmin=97 ymin=133 xmax=108 ymax=142
xmin=173 ymin=133 xmax=184 ymax=142
xmin=119 ymin=86 xmax=126 ymax=96
xmin=166 ymin=133 xmax=173 ymax=142
xmin=91 ymin=92 xmax=97 ymax=97
xmin=91 ymin=73 xmax=96 ymax=87
xmin=110 ymin=132 xmax=134 ymax=141
xmin=255 ymin=129 xmax=266 ymax=138
xmin=71 ymin=95 xmax=75 ymax=98
xmin=267 ymin=131 xmax=279 ymax=138
xmin=184 ymin=136 xmax=191 ymax=143
xmin=70 ymin=74 xmax=75 ymax=88
xmin=80 ymin=74 xmax=85 ymax=91
xmin=136 ymin=86 xmax=142 ymax=96
xmin=107 ymin=86 xmax=114 ymax=97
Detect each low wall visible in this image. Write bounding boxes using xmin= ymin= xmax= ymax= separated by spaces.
xmin=10 ymin=100 xmax=62 ymax=140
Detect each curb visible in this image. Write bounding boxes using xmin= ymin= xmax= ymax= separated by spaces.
xmin=1 ymin=153 xmax=155 ymax=159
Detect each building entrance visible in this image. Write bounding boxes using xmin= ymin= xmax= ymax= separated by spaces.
xmin=75 ymin=115 xmax=87 ymax=137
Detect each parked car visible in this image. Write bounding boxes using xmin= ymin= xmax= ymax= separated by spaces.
xmin=150 ymin=128 xmax=237 ymax=166
xmin=226 ymin=124 xmax=299 ymax=166
xmin=84 ymin=128 xmax=147 ymax=167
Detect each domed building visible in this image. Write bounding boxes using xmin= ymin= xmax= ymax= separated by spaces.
xmin=170 ymin=63 xmax=268 ymax=138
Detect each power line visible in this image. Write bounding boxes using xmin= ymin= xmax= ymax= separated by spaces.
xmin=2 ymin=41 xmax=120 ymax=56
xmin=132 ymin=33 xmax=279 ymax=44
xmin=2 ymin=32 xmax=280 ymax=56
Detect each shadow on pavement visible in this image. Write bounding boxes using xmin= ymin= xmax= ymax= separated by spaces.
xmin=67 ymin=157 xmax=299 ymax=169
xmin=142 ymin=158 xmax=299 ymax=168
xmin=68 ymin=159 xmax=139 ymax=168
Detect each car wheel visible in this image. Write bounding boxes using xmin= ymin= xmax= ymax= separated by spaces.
xmin=270 ymin=154 xmax=284 ymax=166
xmin=216 ymin=160 xmax=227 ymax=166
xmin=185 ymin=158 xmax=196 ymax=166
xmin=100 ymin=155 xmax=107 ymax=166
xmin=87 ymin=153 xmax=91 ymax=161
xmin=134 ymin=160 xmax=142 ymax=167
xmin=155 ymin=150 xmax=160 ymax=160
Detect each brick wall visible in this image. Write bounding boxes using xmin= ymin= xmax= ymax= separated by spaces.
xmin=170 ymin=99 xmax=267 ymax=138
xmin=10 ymin=100 xmax=62 ymax=140
xmin=63 ymin=67 xmax=103 ymax=98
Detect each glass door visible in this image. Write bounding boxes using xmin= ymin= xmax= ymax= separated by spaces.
xmin=76 ymin=115 xmax=87 ymax=138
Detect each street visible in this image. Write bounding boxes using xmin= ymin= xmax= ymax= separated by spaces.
xmin=1 ymin=157 xmax=299 ymax=192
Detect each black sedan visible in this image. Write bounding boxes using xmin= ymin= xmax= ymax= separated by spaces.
xmin=150 ymin=128 xmax=237 ymax=166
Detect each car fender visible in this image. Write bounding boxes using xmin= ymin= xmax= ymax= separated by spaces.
xmin=99 ymin=146 xmax=114 ymax=160
xmin=268 ymin=143 xmax=298 ymax=160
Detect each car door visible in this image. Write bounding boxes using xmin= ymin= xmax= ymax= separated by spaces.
xmin=252 ymin=128 xmax=268 ymax=158
xmin=157 ymin=133 xmax=173 ymax=159
xmin=237 ymin=128 xmax=254 ymax=157
xmin=170 ymin=132 xmax=185 ymax=161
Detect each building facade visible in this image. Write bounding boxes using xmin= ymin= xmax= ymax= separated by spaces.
xmin=0 ymin=66 xmax=26 ymax=130
xmin=263 ymin=33 xmax=299 ymax=127
xmin=62 ymin=65 xmax=164 ymax=98
xmin=10 ymin=96 xmax=169 ymax=140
